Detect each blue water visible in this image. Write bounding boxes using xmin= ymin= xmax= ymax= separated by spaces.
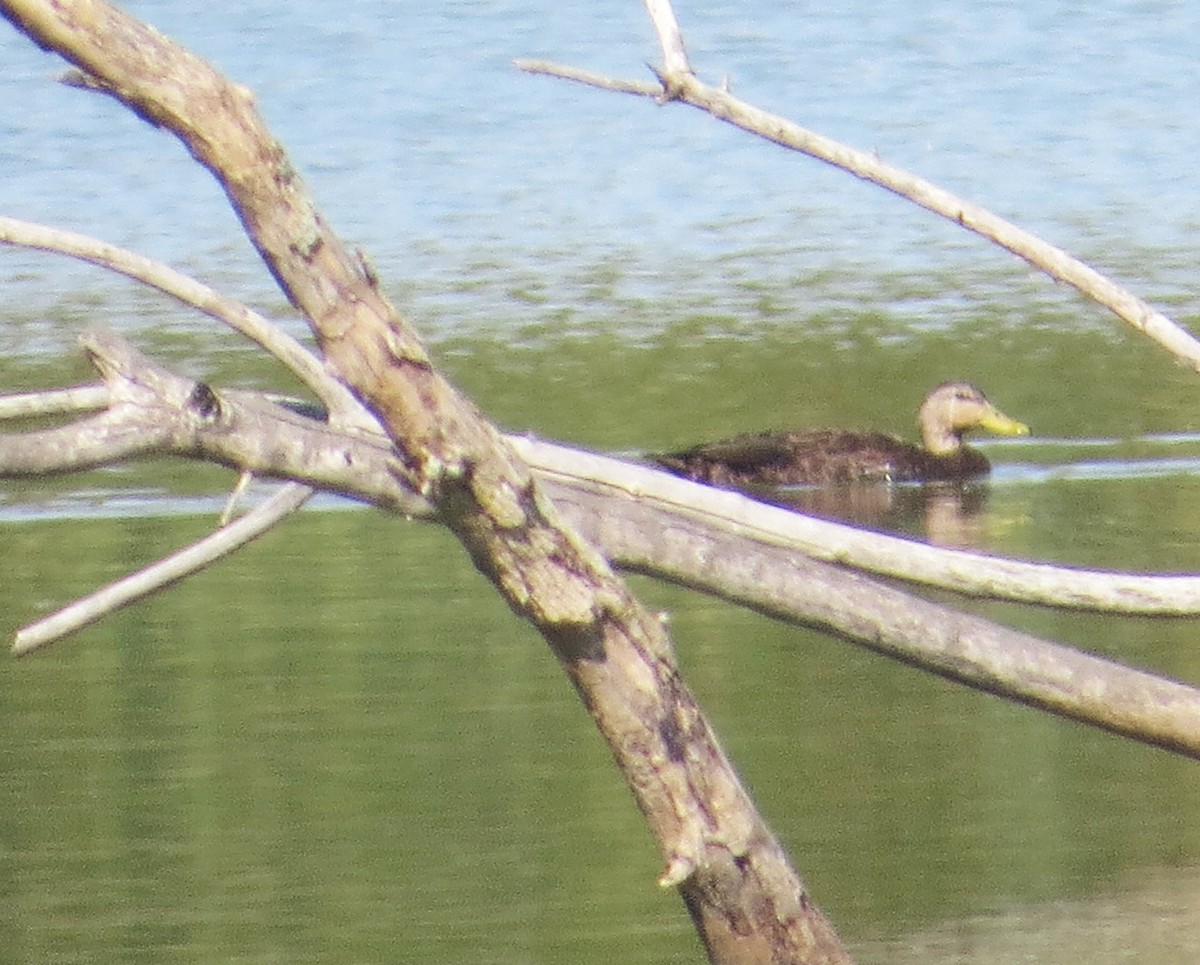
xmin=3 ymin=0 xmax=1200 ymax=354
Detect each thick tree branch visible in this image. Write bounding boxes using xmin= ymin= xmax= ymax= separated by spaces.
xmin=0 ymin=2 xmax=851 ymax=960
xmin=525 ymin=439 xmax=1200 ymax=617
xmin=0 ymin=384 xmax=109 ymax=419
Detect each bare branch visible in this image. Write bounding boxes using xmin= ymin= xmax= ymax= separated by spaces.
xmin=513 ymin=58 xmax=662 ymax=97
xmin=13 ymin=482 xmax=311 ymax=655
xmin=21 ymin=339 xmax=1200 ymax=619
xmin=0 ymin=401 xmax=171 ymax=474
xmin=556 ymin=471 xmax=1200 ymax=760
xmin=16 ymin=345 xmax=1200 ymax=619
xmin=522 ymin=439 xmax=1200 ymax=616
xmin=0 ymin=385 xmax=109 ymax=420
xmin=642 ymin=0 xmax=692 ymax=77
xmin=0 ymin=216 xmax=371 ymax=427
xmin=518 ymin=30 xmax=1200 ymax=372
xmin=218 ymin=468 xmax=255 ymax=526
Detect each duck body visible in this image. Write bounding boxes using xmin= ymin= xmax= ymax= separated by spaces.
xmin=651 ymin=382 xmax=1027 ymax=490
xmin=653 ymin=427 xmax=992 ymax=487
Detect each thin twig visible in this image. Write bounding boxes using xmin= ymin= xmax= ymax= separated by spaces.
xmin=12 ymin=481 xmax=312 ymax=655
xmin=512 ymin=58 xmax=661 ymax=97
xmin=219 ymin=468 xmax=255 ymax=526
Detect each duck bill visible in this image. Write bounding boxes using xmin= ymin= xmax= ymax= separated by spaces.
xmin=978 ymin=406 xmax=1030 ymax=437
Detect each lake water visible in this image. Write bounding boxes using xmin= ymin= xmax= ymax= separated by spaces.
xmin=3 ymin=1 xmax=1200 ymax=962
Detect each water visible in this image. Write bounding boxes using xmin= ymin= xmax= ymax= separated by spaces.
xmin=4 ymin=1 xmax=1200 ymax=351
xmin=3 ymin=1 xmax=1200 ymax=962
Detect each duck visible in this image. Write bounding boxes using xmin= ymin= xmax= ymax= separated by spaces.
xmin=650 ymin=381 xmax=1029 ymax=489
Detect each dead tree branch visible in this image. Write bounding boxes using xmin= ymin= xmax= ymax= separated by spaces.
xmin=0 ymin=1 xmax=853 ymax=960
xmin=518 ymin=2 xmax=1200 ymax=372
xmin=14 ymin=482 xmax=312 ymax=653
xmin=0 ymin=215 xmax=369 ymax=429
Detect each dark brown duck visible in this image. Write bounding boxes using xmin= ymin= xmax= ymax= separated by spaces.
xmin=651 ymin=381 xmax=1029 ymax=488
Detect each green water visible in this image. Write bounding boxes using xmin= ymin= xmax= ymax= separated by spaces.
xmin=4 ymin=314 xmax=1200 ymax=963
xmin=1 ymin=514 xmax=694 ymax=962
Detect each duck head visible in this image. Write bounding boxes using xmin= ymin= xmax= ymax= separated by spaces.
xmin=918 ymin=382 xmax=1029 ymax=456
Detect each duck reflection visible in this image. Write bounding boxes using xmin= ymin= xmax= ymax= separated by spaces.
xmin=752 ymin=479 xmax=990 ymax=548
